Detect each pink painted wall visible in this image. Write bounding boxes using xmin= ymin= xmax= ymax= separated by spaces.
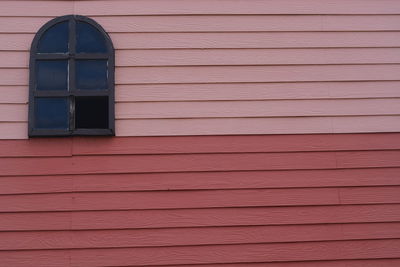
xmin=1 ymin=0 xmax=400 ymax=138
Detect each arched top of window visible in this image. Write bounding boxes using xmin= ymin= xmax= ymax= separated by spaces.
xmin=29 ymin=15 xmax=115 ymax=137
xmin=31 ymin=15 xmax=113 ymax=54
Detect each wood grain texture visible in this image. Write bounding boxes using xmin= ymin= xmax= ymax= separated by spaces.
xmin=114 ymin=48 xmax=400 ymax=66
xmin=4 ymin=115 xmax=400 ymax=139
xmin=111 ymin=32 xmax=400 ymax=50
xmin=2 ymin=0 xmax=400 ymax=16
xmin=4 ymin=64 xmax=400 ymax=86
xmin=0 ymin=151 xmax=340 ymax=176
xmin=113 ymin=65 xmax=400 ymax=84
xmin=1 ymin=239 xmax=400 ymax=266
xmin=116 ymin=116 xmax=400 ymax=136
xmin=71 ymin=133 xmax=400 ymax=155
xmin=175 ymin=259 xmax=400 ymax=267
xmin=115 ymin=99 xmax=400 ymax=119
xmin=1 ymin=168 xmax=399 ymax=195
xmin=0 ymin=86 xmax=28 ymax=104
xmin=3 ymin=80 xmax=400 ymax=105
xmin=2 ymin=15 xmax=400 ymax=33
xmin=5 ymin=48 xmax=400 ymax=68
xmin=2 ymin=186 xmax=400 ymax=212
xmin=2 ymin=204 xmax=400 ymax=231
xmin=1 ymin=222 xmax=399 ymax=250
xmin=2 ymin=149 xmax=400 ymax=177
xmin=1 ymin=1 xmax=400 ymax=265
xmin=74 ymin=0 xmax=400 ymax=15
xmin=5 ymin=98 xmax=400 ymax=122
xmin=0 ymin=188 xmax=342 ymax=212
xmin=115 ymin=81 xmax=400 ymax=101
xmin=3 ymin=32 xmax=400 ymax=51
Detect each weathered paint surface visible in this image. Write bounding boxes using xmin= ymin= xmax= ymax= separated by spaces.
xmin=1 ymin=0 xmax=400 ymax=138
xmin=0 ymin=133 xmax=400 ymax=266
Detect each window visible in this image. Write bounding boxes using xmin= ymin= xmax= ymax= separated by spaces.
xmin=29 ymin=15 xmax=115 ymax=137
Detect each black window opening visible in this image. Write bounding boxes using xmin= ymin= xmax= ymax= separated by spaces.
xmin=29 ymin=15 xmax=115 ymax=137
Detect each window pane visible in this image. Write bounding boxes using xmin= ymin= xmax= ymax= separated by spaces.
xmin=76 ymin=21 xmax=107 ymax=53
xmin=75 ymin=96 xmax=108 ymax=129
xmin=36 ymin=60 xmax=68 ymax=91
xmin=37 ymin=21 xmax=69 ymax=53
xmin=35 ymin=98 xmax=69 ymax=129
xmin=76 ymin=60 xmax=108 ymax=90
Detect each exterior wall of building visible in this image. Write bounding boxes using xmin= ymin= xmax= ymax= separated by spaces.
xmin=1 ymin=0 xmax=400 ymax=138
xmin=0 ymin=1 xmax=400 ymax=266
xmin=1 ymin=133 xmax=400 ymax=266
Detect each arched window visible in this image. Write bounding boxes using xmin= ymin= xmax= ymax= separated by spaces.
xmin=28 ymin=15 xmax=114 ymax=137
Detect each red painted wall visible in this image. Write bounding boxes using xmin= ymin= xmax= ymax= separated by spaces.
xmin=0 ymin=133 xmax=400 ymax=266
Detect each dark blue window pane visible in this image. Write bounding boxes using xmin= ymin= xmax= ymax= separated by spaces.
xmin=76 ymin=21 xmax=107 ymax=53
xmin=37 ymin=21 xmax=69 ymax=53
xmin=36 ymin=60 xmax=68 ymax=91
xmin=35 ymin=98 xmax=69 ymax=129
xmin=76 ymin=60 xmax=108 ymax=90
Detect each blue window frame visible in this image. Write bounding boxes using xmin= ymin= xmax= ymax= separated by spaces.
xmin=29 ymin=15 xmax=115 ymax=137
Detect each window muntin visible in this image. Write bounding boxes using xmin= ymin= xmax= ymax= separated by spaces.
xmin=29 ymin=15 xmax=115 ymax=137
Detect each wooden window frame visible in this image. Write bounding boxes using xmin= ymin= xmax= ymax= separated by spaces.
xmin=29 ymin=15 xmax=115 ymax=137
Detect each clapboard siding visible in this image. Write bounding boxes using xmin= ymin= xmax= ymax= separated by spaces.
xmin=3 ymin=149 xmax=400 ymax=176
xmin=2 ymin=204 xmax=400 ymax=231
xmin=3 ymin=81 xmax=400 ymax=104
xmin=2 ymin=32 xmax=400 ymax=51
xmin=1 ymin=239 xmax=400 ymax=267
xmin=2 ymin=1 xmax=400 ymax=16
xmin=2 ymin=15 xmax=400 ymax=33
xmin=2 ymin=168 xmax=400 ymax=195
xmin=2 ymin=186 xmax=400 ymax=212
xmin=75 ymin=0 xmax=400 ymax=15
xmin=4 ymin=98 xmax=400 ymax=122
xmin=0 ymin=133 xmax=400 ymax=267
xmin=5 ymin=48 xmax=400 ymax=68
xmin=3 ymin=116 xmax=400 ymax=139
xmin=1 ymin=222 xmax=400 ymax=250
xmin=3 ymin=64 xmax=400 ymax=86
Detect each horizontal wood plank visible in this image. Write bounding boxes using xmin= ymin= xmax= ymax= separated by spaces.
xmin=115 ymin=48 xmax=400 ymax=66
xmin=0 ymin=188 xmax=342 ymax=212
xmin=1 ymin=239 xmax=399 ymax=266
xmin=111 ymin=32 xmax=400 ymax=50
xmin=0 ymin=1 xmax=72 ymax=16
xmin=116 ymin=116 xmax=400 ymax=136
xmin=1 ymin=168 xmax=399 ymax=195
xmin=1 ymin=150 xmax=398 ymax=177
xmin=2 ymin=81 xmax=400 ymax=105
xmin=0 ymin=151 xmax=339 ymax=176
xmin=2 ymin=15 xmax=400 ymax=33
xmin=4 ymin=65 xmax=400 ymax=86
xmin=115 ymin=81 xmax=400 ymax=102
xmin=1 ymin=222 xmax=399 ymax=250
xmin=0 ymin=138 xmax=71 ymax=157
xmin=1 ymin=204 xmax=399 ymax=231
xmin=113 ymin=65 xmax=400 ymax=84
xmin=4 ymin=116 xmax=400 ymax=139
xmin=0 ymin=86 xmax=27 ymax=104
xmin=3 ymin=32 xmax=400 ymax=51
xmin=2 ymin=0 xmax=400 ymax=16
xmin=2 ymin=186 xmax=400 ymax=212
xmin=74 ymin=0 xmax=400 ymax=15
xmin=116 ymin=99 xmax=400 ymax=119
xmin=72 ymin=133 xmax=400 ymax=155
xmin=5 ymin=48 xmax=400 ymax=68
xmin=5 ymin=98 xmax=400 ymax=122
xmin=172 ymin=259 xmax=400 ymax=267
xmin=0 ymin=122 xmax=27 ymax=139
